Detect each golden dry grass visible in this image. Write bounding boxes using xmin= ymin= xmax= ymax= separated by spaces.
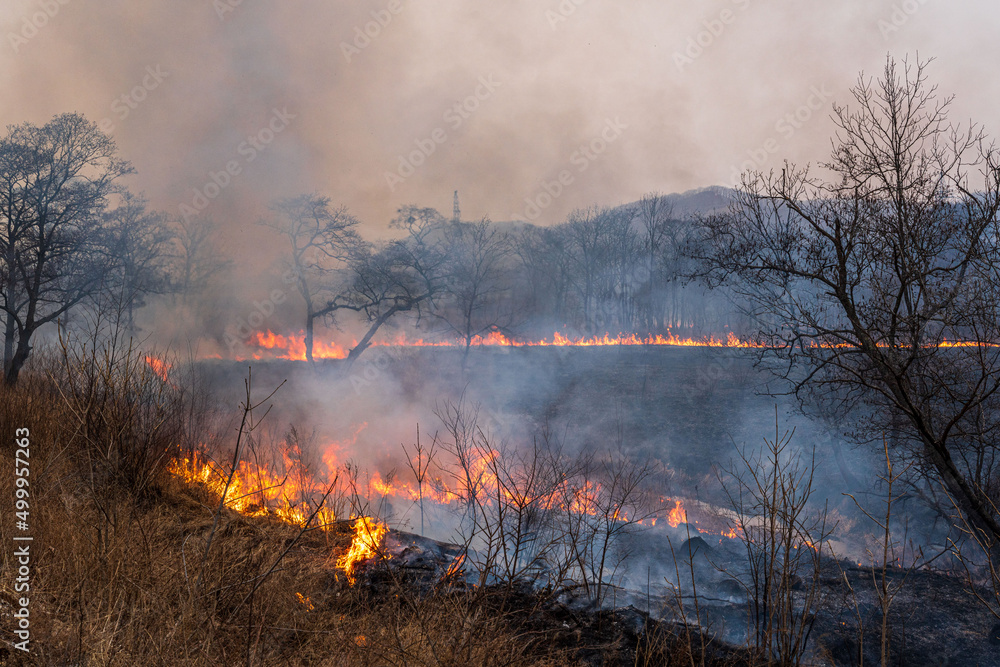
xmin=0 ymin=356 xmax=725 ymax=666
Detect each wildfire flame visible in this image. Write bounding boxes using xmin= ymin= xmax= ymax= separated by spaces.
xmin=144 ymin=355 xmax=172 ymax=383
xmin=169 ymin=447 xmax=395 ymax=585
xmin=248 ymin=330 xmax=350 ymax=360
xmin=295 ymin=592 xmax=315 ymax=611
xmin=336 ymin=516 xmax=389 ymax=585
xmin=666 ymin=499 xmax=687 ymax=527
xmin=442 ymin=552 xmax=466 ymax=581
xmin=168 ymin=450 xmax=337 ymax=528
xmin=170 ymin=444 xmax=745 ymax=544
xmin=238 ymin=329 xmax=762 ymax=361
xmin=169 ymin=440 xmax=750 ymax=590
xmin=237 ymin=328 xmax=1000 ymax=362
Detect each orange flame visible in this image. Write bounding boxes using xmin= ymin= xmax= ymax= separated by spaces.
xmin=295 ymin=592 xmax=315 ymax=611
xmin=442 ymin=552 xmax=466 ymax=581
xmin=336 ymin=516 xmax=389 ymax=585
xmin=168 ymin=450 xmax=337 ymax=529
xmin=238 ymin=328 xmax=1000 ymax=362
xmin=144 ymin=355 xmax=172 ymax=383
xmin=667 ymin=499 xmax=687 ymax=527
xmin=248 ymin=330 xmax=349 ymax=360
xmin=172 ymin=442 xmax=748 ymax=551
xmin=239 ymin=328 xmax=764 ymax=360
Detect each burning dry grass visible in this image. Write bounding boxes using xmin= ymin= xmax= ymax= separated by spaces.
xmin=6 ymin=335 xmax=999 ymax=664
xmin=238 ymin=327 xmax=1000 ymax=363
xmin=0 ymin=433 xmax=722 ymax=665
xmin=241 ymin=328 xmax=764 ymax=361
xmin=0 ymin=402 xmax=528 ymax=665
xmin=0 ymin=347 xmax=749 ymax=666
xmin=167 ymin=448 xmax=341 ymax=532
xmin=336 ymin=517 xmax=390 ymax=585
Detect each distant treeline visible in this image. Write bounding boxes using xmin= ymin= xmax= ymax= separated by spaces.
xmin=261 ymin=192 xmax=750 ymax=363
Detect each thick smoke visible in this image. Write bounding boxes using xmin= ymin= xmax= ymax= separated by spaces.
xmin=2 ymin=0 xmax=995 ymax=344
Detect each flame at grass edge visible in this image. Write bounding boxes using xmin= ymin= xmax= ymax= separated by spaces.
xmin=336 ymin=516 xmax=389 ymax=585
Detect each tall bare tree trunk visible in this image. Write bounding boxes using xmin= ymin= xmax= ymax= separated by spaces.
xmin=3 ymin=308 xmax=14 ymax=378
xmin=304 ymin=307 xmax=315 ymax=364
xmin=5 ymin=331 xmax=30 ymax=385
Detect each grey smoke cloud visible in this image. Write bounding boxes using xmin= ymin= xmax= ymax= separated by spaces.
xmin=0 ymin=0 xmax=995 ymax=341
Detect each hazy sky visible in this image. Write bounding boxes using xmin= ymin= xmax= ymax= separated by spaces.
xmin=3 ymin=1 xmax=996 ymax=228
xmin=1 ymin=0 xmax=997 ymax=342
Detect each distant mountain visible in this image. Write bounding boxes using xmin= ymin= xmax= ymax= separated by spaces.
xmin=596 ymin=186 xmax=733 ymax=223
xmin=494 ymin=185 xmax=735 ymax=229
xmin=660 ymin=186 xmax=735 ymax=217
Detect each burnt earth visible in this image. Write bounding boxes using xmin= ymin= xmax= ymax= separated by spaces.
xmin=378 ymin=528 xmax=1000 ymax=666
xmin=813 ymin=563 xmax=1000 ymax=666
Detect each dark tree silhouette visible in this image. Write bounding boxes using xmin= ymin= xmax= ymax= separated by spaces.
xmin=434 ymin=218 xmax=514 ymax=366
xmin=261 ymin=194 xmax=363 ymax=362
xmin=326 ymin=205 xmax=449 ymax=367
xmin=169 ymin=215 xmax=230 ymax=303
xmin=694 ymin=57 xmax=1000 ymax=563
xmin=101 ymin=192 xmax=174 ymax=332
xmin=0 ymin=113 xmax=133 ymax=383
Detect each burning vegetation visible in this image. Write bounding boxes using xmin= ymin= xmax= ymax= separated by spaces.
xmin=336 ymin=517 xmax=390 ymax=585
xmin=165 ymin=422 xmax=747 ymax=592
xmin=168 ymin=449 xmax=339 ymax=531
xmin=237 ymin=327 xmax=1000 ymax=363
xmin=240 ymin=328 xmax=764 ymax=361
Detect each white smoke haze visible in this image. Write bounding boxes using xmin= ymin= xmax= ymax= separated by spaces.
xmin=4 ymin=1 xmax=992 ymax=242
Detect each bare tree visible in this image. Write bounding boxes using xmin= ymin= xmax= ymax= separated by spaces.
xmin=260 ymin=194 xmax=363 ymax=362
xmin=325 ymin=206 xmax=448 ymax=367
xmin=435 ymin=400 xmax=584 ymax=594
xmin=636 ymin=192 xmax=708 ymax=333
xmin=720 ymin=418 xmax=831 ymax=665
xmin=511 ymin=224 xmax=575 ymax=333
xmin=843 ymin=438 xmax=926 ymax=666
xmin=636 ymin=192 xmax=674 ymax=330
xmin=169 ymin=215 xmax=230 ymax=303
xmin=434 ymin=218 xmax=515 ymax=366
xmin=694 ymin=56 xmax=1000 ymax=564
xmin=600 ymin=204 xmax=640 ymax=331
xmin=100 ymin=192 xmax=174 ymax=333
xmin=0 ymin=113 xmax=134 ymax=383
xmin=560 ymin=449 xmax=657 ymax=606
xmin=401 ymin=424 xmax=437 ymax=536
xmin=562 ymin=206 xmax=612 ymax=334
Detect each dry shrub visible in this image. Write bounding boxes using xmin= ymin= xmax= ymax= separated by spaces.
xmin=0 ymin=355 xmax=616 ymax=666
xmin=0 ymin=341 xmax=733 ymax=666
